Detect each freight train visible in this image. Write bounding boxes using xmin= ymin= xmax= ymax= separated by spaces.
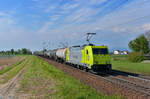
xmin=35 ymin=44 xmax=112 ymax=72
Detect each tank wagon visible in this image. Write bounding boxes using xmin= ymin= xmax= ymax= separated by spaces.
xmin=47 ymin=50 xmax=57 ymax=60
xmin=66 ymin=45 xmax=111 ymax=71
xmin=56 ymin=48 xmax=67 ymax=63
xmin=45 ymin=50 xmax=51 ymax=58
xmin=34 ymin=51 xmax=44 ymax=56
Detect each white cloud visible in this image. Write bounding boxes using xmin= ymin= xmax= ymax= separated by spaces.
xmin=44 ymin=6 xmax=56 ymax=13
xmin=0 ymin=11 xmax=13 ymax=17
xmin=0 ymin=11 xmax=38 ymax=50
xmin=64 ymin=7 xmax=100 ymax=23
xmin=1 ymin=0 xmax=149 ymax=50
xmin=49 ymin=14 xmax=61 ymax=21
xmin=37 ymin=21 xmax=54 ymax=34
xmin=73 ymin=0 xmax=107 ymax=5
xmin=0 ymin=12 xmax=8 ymax=17
xmin=0 ymin=12 xmax=17 ymax=30
xmin=112 ymin=27 xmax=126 ymax=33
xmin=142 ymin=23 xmax=150 ymax=31
xmin=61 ymin=3 xmax=79 ymax=10
xmin=37 ymin=0 xmax=150 ymax=43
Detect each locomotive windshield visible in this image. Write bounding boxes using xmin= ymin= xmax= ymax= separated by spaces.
xmin=92 ymin=48 xmax=108 ymax=54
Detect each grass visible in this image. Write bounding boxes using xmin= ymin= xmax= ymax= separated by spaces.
xmin=0 ymin=58 xmax=25 ymax=75
xmin=0 ymin=57 xmax=29 ymax=84
xmin=20 ymin=56 xmax=121 ymax=99
xmin=112 ymin=60 xmax=150 ymax=75
xmin=111 ymin=55 xmax=150 ymax=75
xmin=111 ymin=54 xmax=128 ymax=61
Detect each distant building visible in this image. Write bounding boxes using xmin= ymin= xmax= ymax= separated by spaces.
xmin=114 ymin=50 xmax=120 ymax=55
xmin=113 ymin=50 xmax=129 ymax=55
xmin=146 ymin=52 xmax=150 ymax=56
xmin=144 ymin=52 xmax=150 ymax=60
xmin=122 ymin=51 xmax=129 ymax=55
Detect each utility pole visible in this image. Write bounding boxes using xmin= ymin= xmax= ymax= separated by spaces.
xmin=86 ymin=33 xmax=96 ymax=45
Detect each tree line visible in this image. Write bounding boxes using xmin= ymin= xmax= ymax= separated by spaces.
xmin=0 ymin=48 xmax=32 ymax=55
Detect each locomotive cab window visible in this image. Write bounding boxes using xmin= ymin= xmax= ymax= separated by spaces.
xmin=92 ymin=48 xmax=108 ymax=54
xmin=86 ymin=50 xmax=88 ymax=54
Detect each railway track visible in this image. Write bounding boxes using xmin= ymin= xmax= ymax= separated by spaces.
xmin=95 ymin=72 xmax=150 ymax=97
xmin=75 ymin=67 xmax=150 ymax=97
xmin=41 ymin=56 xmax=150 ymax=99
xmin=110 ymin=70 xmax=150 ymax=85
xmin=93 ymin=70 xmax=150 ymax=97
xmin=136 ymin=75 xmax=150 ymax=81
xmin=61 ymin=62 xmax=150 ymax=97
xmin=111 ymin=70 xmax=150 ymax=80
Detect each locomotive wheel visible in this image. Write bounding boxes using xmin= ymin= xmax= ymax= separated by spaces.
xmin=80 ymin=66 xmax=84 ymax=70
xmin=85 ymin=67 xmax=89 ymax=72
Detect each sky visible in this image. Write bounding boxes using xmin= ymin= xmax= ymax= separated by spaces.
xmin=0 ymin=0 xmax=150 ymax=51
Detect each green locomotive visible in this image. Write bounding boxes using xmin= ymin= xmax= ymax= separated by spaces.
xmin=66 ymin=45 xmax=111 ymax=71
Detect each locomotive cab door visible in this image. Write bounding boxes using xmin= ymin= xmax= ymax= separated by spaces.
xmin=84 ymin=48 xmax=91 ymax=68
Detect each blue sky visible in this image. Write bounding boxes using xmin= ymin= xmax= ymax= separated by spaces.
xmin=0 ymin=0 xmax=150 ymax=51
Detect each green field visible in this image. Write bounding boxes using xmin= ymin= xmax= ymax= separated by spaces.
xmin=20 ymin=56 xmax=121 ymax=99
xmin=0 ymin=55 xmax=122 ymax=98
xmin=0 ymin=57 xmax=28 ymax=84
xmin=111 ymin=55 xmax=150 ymax=75
xmin=0 ymin=58 xmax=25 ymax=75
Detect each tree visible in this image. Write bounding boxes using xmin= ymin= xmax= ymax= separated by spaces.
xmin=0 ymin=48 xmax=32 ymax=55
xmin=21 ymin=48 xmax=32 ymax=55
xmin=128 ymin=35 xmax=149 ymax=54
xmin=18 ymin=49 xmax=22 ymax=54
xmin=11 ymin=49 xmax=14 ymax=54
xmin=6 ymin=50 xmax=11 ymax=55
xmin=21 ymin=48 xmax=27 ymax=54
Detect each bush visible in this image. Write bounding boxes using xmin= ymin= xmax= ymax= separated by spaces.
xmin=128 ymin=52 xmax=145 ymax=63
xmin=112 ymin=58 xmax=120 ymax=61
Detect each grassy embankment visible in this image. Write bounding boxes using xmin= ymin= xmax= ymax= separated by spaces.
xmin=20 ymin=56 xmax=121 ymax=99
xmin=111 ymin=54 xmax=150 ymax=75
xmin=0 ymin=56 xmax=28 ymax=84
